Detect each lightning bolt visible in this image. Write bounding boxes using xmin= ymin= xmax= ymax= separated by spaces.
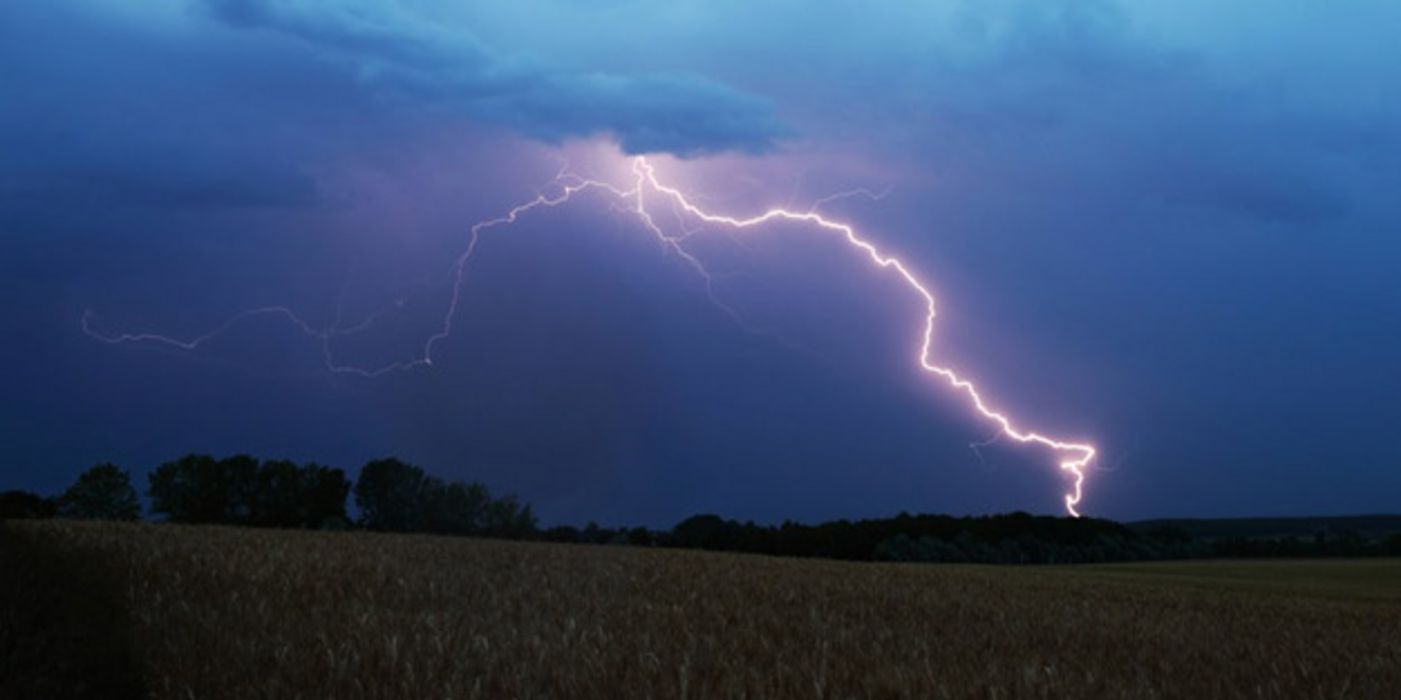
xmin=83 ymin=155 xmax=1097 ymax=515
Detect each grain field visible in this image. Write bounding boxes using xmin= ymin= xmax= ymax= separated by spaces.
xmin=2 ymin=520 xmax=1399 ymax=698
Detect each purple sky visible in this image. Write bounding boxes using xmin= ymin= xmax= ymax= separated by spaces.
xmin=2 ymin=1 xmax=1399 ymax=525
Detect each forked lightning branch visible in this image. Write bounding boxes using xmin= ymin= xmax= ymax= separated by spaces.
xmin=83 ymin=157 xmax=1098 ymax=516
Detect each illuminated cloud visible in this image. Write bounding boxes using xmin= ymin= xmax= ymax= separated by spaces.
xmin=200 ymin=0 xmax=790 ymax=156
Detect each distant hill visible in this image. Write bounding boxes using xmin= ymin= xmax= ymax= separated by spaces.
xmin=1129 ymin=515 xmax=1401 ymax=539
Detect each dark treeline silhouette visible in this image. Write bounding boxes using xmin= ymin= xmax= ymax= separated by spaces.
xmin=1132 ymin=515 xmax=1401 ymax=540
xmin=1 ymin=463 xmax=140 ymax=522
xmin=543 ymin=512 xmax=1401 ymax=564
xmin=1 ymin=455 xmax=537 ymax=538
xmin=354 ymin=458 xmax=536 ymax=537
xmin=546 ymin=512 xmax=1183 ymax=563
xmin=149 ymin=455 xmax=351 ymax=528
xmin=4 ymin=457 xmax=1401 ymax=564
xmin=0 ymin=490 xmax=59 ymax=520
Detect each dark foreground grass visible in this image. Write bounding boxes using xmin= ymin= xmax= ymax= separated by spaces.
xmin=0 ymin=523 xmax=143 ymax=699
xmin=3 ymin=520 xmax=1399 ymax=698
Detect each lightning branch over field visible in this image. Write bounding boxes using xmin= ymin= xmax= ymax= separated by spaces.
xmin=83 ymin=156 xmax=1097 ymax=515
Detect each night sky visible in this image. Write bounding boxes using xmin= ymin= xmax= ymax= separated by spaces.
xmin=3 ymin=1 xmax=1399 ymax=525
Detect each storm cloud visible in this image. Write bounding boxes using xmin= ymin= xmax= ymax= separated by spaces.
xmin=2 ymin=0 xmax=1400 ymax=523
xmin=200 ymin=0 xmax=790 ymax=156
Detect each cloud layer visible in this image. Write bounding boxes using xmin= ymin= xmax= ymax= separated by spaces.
xmin=2 ymin=0 xmax=1400 ymax=522
xmin=202 ymin=0 xmax=789 ymax=156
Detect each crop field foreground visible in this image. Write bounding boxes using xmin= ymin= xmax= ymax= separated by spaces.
xmin=3 ymin=521 xmax=1400 ymax=698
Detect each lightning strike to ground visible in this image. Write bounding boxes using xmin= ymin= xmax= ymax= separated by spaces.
xmin=83 ymin=156 xmax=1097 ymax=516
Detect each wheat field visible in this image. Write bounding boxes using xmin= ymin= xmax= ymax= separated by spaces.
xmin=3 ymin=520 xmax=1399 ymax=698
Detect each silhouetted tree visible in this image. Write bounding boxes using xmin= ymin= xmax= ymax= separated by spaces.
xmin=422 ymin=480 xmax=491 ymax=535
xmin=248 ymin=459 xmax=303 ymax=527
xmin=672 ymin=514 xmax=728 ymax=549
xmin=56 ymin=463 xmax=140 ymax=521
xmin=0 ymin=490 xmax=56 ymax=520
xmin=354 ymin=458 xmax=536 ymax=537
xmin=543 ymin=525 xmax=581 ymax=543
xmin=248 ymin=460 xmax=350 ymax=529
xmin=627 ymin=527 xmax=655 ymax=546
xmin=354 ymin=458 xmax=429 ymax=532
xmin=148 ymin=454 xmax=259 ymax=524
xmin=302 ymin=463 xmax=352 ymax=529
xmin=484 ymin=494 xmax=536 ymax=538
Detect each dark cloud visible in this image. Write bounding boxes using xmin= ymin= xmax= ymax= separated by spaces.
xmin=200 ymin=0 xmax=790 ymax=156
xmin=0 ymin=2 xmax=336 ymax=211
xmin=0 ymin=0 xmax=788 ymax=217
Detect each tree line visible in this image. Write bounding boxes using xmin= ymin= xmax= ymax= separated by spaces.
xmin=541 ymin=512 xmax=1401 ymax=564
xmin=0 ymin=455 xmax=536 ymax=537
xmin=4 ymin=457 xmax=1400 ymax=563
